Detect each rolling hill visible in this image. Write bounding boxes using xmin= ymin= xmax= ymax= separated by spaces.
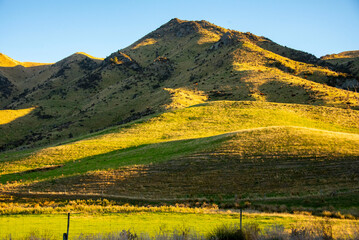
xmin=1 ymin=18 xmax=359 ymax=212
xmin=321 ymin=50 xmax=359 ymax=90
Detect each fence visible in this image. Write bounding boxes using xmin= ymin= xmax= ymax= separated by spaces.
xmin=0 ymin=212 xmax=151 ymax=239
xmin=0 ymin=210 xmax=247 ymax=240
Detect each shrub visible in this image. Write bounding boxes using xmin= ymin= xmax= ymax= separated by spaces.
xmin=208 ymin=224 xmax=245 ymax=240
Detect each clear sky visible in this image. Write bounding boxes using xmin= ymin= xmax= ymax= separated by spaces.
xmin=0 ymin=0 xmax=358 ymax=63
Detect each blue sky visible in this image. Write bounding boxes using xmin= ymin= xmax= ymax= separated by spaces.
xmin=0 ymin=0 xmax=358 ymax=63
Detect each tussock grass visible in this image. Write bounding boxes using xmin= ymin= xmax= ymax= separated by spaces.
xmin=163 ymin=88 xmax=208 ymax=110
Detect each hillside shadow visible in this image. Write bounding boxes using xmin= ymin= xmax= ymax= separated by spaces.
xmin=259 ymin=80 xmax=325 ymax=106
xmin=0 ymin=107 xmax=39 ymax=151
xmin=0 ymin=63 xmax=52 ymax=70
xmin=13 ymin=153 xmax=359 ymax=201
xmin=0 ymin=133 xmax=230 ymax=184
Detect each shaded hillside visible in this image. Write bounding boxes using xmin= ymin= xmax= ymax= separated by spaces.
xmin=0 ymin=53 xmax=53 ymax=106
xmin=1 ymin=18 xmax=359 ymax=152
xmin=322 ymin=50 xmax=359 ymax=60
xmin=321 ymin=50 xmax=359 ymax=90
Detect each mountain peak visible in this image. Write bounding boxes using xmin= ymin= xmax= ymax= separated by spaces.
xmin=167 ymin=18 xmax=184 ymax=25
xmin=54 ymin=52 xmax=103 ymax=66
xmin=133 ymin=18 xmax=225 ymax=43
xmin=0 ymin=53 xmax=21 ymax=67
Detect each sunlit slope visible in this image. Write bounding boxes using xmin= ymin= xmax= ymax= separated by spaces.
xmin=0 ymin=53 xmax=22 ymax=67
xmin=4 ymin=126 xmax=359 ymax=201
xmin=1 ymin=101 xmax=358 ymax=178
xmin=0 ymin=53 xmax=51 ymax=67
xmin=0 ymin=107 xmax=35 ymax=125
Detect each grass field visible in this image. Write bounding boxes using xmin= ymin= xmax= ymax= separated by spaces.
xmin=1 ymin=211 xmax=358 ymax=239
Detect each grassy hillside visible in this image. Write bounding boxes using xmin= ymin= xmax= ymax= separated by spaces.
xmin=321 ymin=50 xmax=359 ymax=86
xmin=1 ymin=19 xmax=359 ymax=213
xmin=1 ymin=101 xmax=358 ymax=211
xmin=1 ymin=19 xmax=359 ymax=152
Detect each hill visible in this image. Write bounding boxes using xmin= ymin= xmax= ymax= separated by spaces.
xmin=321 ymin=50 xmax=359 ymax=90
xmin=1 ymin=101 xmax=359 ymax=210
xmin=1 ymin=19 xmax=359 ymax=152
xmin=0 ymin=19 xmax=359 ymax=212
xmin=321 ymin=50 xmax=359 ymax=60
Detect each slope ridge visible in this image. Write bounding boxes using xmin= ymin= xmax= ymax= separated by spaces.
xmin=0 ymin=53 xmax=51 ymax=67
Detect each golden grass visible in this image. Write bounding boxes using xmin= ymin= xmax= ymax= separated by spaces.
xmin=163 ymin=88 xmax=208 ymax=109
xmin=231 ymin=42 xmax=359 ymax=108
xmin=20 ymin=62 xmax=53 ymax=67
xmin=0 ymin=53 xmax=52 ymax=67
xmin=132 ymin=38 xmax=158 ymax=49
xmin=321 ymin=50 xmax=359 ymax=60
xmin=75 ymin=52 xmax=104 ymax=60
xmin=0 ymin=107 xmax=35 ymax=125
xmin=0 ymin=53 xmax=21 ymax=67
xmin=197 ymin=28 xmax=222 ymax=44
xmin=215 ymin=126 xmax=359 ymax=157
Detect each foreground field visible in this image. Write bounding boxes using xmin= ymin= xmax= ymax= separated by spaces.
xmin=1 ymin=211 xmax=358 ymax=239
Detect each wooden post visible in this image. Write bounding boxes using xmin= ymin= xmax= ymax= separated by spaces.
xmin=240 ymin=208 xmax=243 ymax=231
xmin=63 ymin=213 xmax=70 ymax=240
xmin=67 ymin=213 xmax=70 ymax=239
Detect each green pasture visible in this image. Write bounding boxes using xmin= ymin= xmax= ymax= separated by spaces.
xmin=0 ymin=212 xmax=354 ymax=239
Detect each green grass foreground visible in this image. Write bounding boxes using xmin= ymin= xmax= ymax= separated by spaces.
xmin=1 ymin=211 xmax=358 ymax=240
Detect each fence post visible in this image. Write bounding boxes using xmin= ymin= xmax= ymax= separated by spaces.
xmin=240 ymin=208 xmax=243 ymax=231
xmin=67 ymin=213 xmax=70 ymax=238
xmin=63 ymin=213 xmax=70 ymax=240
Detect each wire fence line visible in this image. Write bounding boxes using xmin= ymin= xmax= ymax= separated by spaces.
xmin=0 ymin=213 xmax=143 ymax=239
